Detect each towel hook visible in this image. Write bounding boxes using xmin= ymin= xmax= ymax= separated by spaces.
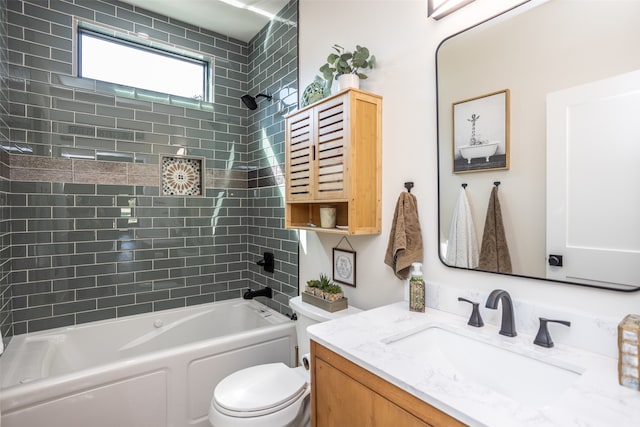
xmin=404 ymin=182 xmax=414 ymax=193
xmin=461 ymin=183 xmax=468 ymax=189
xmin=494 ymin=181 xmax=501 ymax=187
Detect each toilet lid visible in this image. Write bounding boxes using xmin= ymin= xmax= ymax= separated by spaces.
xmin=213 ymin=363 xmax=307 ymax=416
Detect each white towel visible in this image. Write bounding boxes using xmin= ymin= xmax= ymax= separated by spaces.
xmin=446 ymin=188 xmax=479 ymax=268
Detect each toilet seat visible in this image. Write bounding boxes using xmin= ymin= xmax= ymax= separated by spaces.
xmin=213 ymin=363 xmax=307 ymax=418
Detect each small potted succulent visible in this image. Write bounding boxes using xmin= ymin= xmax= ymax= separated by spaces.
xmin=302 ymin=273 xmax=348 ymax=312
xmin=315 ymin=273 xmax=328 ymax=296
xmin=323 ymin=283 xmax=344 ymax=302
xmin=305 ymin=274 xmax=344 ymax=300
xmin=320 ymin=44 xmax=376 ymax=91
xmin=316 ymin=274 xmax=343 ymax=302
xmin=305 ymin=279 xmax=320 ymax=296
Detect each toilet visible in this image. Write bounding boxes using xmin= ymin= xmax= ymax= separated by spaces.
xmin=208 ymin=295 xmax=361 ymax=427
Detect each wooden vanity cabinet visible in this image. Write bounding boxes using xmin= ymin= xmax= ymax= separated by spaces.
xmin=285 ymin=89 xmax=382 ymax=235
xmin=310 ymin=341 xmax=466 ymax=427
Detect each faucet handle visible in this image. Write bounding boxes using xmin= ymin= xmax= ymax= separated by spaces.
xmin=534 ymin=317 xmax=571 ymax=348
xmin=458 ymin=297 xmax=484 ymax=327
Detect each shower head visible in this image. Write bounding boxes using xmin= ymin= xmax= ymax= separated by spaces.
xmin=240 ymin=93 xmax=272 ymax=110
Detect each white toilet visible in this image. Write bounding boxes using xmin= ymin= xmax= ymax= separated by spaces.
xmin=208 ymin=295 xmax=361 ymax=427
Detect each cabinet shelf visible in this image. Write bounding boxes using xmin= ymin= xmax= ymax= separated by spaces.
xmin=285 ymin=88 xmax=382 ymax=235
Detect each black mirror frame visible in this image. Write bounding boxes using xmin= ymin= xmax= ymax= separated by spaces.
xmin=433 ymin=0 xmax=640 ymax=293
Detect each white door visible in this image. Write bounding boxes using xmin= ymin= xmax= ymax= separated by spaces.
xmin=547 ymin=70 xmax=640 ymax=289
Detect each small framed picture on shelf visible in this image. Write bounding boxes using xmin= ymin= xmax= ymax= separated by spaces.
xmin=333 ymin=248 xmax=356 ymax=287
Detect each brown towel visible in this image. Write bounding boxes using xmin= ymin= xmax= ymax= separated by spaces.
xmin=384 ymin=192 xmax=423 ymax=280
xmin=478 ymin=187 xmax=512 ymax=273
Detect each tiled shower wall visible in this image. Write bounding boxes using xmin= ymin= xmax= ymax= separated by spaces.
xmin=245 ymin=1 xmax=299 ymax=312
xmin=5 ymin=0 xmax=298 ymax=335
xmin=1 ymin=0 xmax=12 ymax=340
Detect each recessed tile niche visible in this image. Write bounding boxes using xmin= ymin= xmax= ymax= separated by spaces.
xmin=161 ymin=156 xmax=203 ymax=196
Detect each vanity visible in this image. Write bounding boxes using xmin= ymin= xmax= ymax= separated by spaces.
xmin=308 ymin=300 xmax=640 ymax=427
xmin=311 ymin=341 xmax=463 ymax=426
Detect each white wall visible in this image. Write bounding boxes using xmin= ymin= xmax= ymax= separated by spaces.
xmin=298 ymin=0 xmax=640 ymax=321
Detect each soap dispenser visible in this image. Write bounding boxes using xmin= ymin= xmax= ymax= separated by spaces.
xmin=409 ymin=262 xmax=425 ymax=313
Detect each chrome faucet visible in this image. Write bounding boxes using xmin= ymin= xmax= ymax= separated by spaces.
xmin=485 ymin=289 xmax=517 ymax=337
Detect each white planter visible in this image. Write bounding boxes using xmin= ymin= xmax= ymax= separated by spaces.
xmin=338 ymin=74 xmax=360 ymax=90
xmin=319 ymin=206 xmax=337 ymax=228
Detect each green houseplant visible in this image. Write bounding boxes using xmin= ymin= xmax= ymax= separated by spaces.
xmin=320 ymin=44 xmax=376 ymax=90
xmin=305 ymin=279 xmax=320 ymax=296
xmin=322 ymin=283 xmax=344 ymax=302
xmin=305 ymin=274 xmax=344 ymax=301
xmin=317 ymin=273 xmax=332 ymax=297
xmin=302 ymin=273 xmax=347 ymax=312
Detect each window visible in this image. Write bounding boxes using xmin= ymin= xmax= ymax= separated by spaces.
xmin=78 ymin=29 xmax=209 ymax=101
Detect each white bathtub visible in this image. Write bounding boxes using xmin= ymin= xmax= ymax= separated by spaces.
xmin=458 ymin=141 xmax=499 ymax=163
xmin=0 ymin=299 xmax=296 ymax=427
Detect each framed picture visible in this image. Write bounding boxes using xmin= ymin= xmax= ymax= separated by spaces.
xmin=332 ymin=248 xmax=356 ymax=287
xmin=452 ymin=89 xmax=510 ymax=173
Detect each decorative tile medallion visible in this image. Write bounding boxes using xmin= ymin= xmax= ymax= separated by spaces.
xmin=161 ymin=156 xmax=203 ymax=196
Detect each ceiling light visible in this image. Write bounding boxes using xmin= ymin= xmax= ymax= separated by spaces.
xmin=219 ymin=0 xmax=274 ymax=20
xmin=428 ymin=0 xmax=475 ymax=20
xmin=247 ymin=6 xmax=274 ymax=20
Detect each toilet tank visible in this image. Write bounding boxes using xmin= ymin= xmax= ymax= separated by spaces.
xmin=289 ymin=296 xmax=361 ymax=364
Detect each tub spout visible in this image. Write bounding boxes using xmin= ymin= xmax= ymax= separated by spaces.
xmin=243 ymin=286 xmax=273 ymax=300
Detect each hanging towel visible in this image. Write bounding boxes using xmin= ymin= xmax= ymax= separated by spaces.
xmin=478 ymin=186 xmax=512 ymax=273
xmin=446 ymin=188 xmax=479 ymax=268
xmin=384 ymin=192 xmax=423 ymax=280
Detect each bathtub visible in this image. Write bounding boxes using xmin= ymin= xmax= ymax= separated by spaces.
xmin=0 ymin=299 xmax=296 ymax=427
xmin=458 ymin=141 xmax=499 ymax=163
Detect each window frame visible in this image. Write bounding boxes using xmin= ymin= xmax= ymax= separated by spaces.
xmin=75 ymin=22 xmax=212 ymax=103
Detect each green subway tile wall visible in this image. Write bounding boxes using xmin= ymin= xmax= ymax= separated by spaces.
xmin=4 ymin=0 xmax=298 ymax=335
xmin=245 ymin=0 xmax=299 ymax=311
xmin=1 ymin=0 xmax=11 ymax=342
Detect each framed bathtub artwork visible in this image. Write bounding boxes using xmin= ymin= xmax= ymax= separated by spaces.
xmin=452 ymin=89 xmax=510 ymax=173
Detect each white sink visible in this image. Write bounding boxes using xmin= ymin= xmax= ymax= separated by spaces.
xmin=383 ymin=325 xmax=583 ymax=408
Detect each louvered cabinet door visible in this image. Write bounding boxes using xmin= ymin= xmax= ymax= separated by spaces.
xmin=314 ymin=95 xmax=349 ymax=200
xmin=286 ymin=108 xmax=314 ymax=201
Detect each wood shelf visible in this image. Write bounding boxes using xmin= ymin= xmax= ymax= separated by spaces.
xmin=285 ymin=88 xmax=382 ymax=235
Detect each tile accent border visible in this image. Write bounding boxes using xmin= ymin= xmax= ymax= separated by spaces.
xmin=9 ymin=153 xmax=247 ymax=189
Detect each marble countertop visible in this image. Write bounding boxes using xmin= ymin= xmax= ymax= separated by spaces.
xmin=307 ymin=302 xmax=640 ymax=427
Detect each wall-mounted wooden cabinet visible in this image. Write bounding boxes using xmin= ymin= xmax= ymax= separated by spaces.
xmin=311 ymin=341 xmax=466 ymax=427
xmin=285 ymin=89 xmax=382 ymax=235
